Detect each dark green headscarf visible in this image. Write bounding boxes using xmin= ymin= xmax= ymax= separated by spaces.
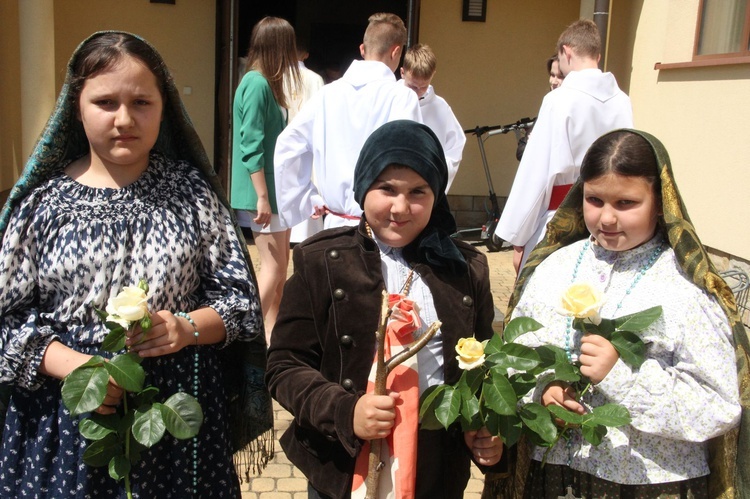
xmin=353 ymin=119 xmax=467 ymax=274
xmin=489 ymin=129 xmax=750 ymax=499
xmin=0 ymin=31 xmax=273 ymax=480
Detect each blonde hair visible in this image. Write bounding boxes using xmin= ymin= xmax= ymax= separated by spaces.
xmin=402 ymin=44 xmax=437 ymax=79
xmin=247 ymin=16 xmax=301 ymax=108
xmin=362 ymin=13 xmax=407 ymax=57
xmin=556 ymin=19 xmax=600 ymax=59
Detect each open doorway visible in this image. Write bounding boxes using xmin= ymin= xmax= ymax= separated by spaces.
xmin=213 ymin=0 xmax=416 ymax=189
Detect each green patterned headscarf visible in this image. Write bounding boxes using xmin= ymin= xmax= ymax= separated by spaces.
xmin=0 ymin=31 xmax=273 ymax=479
xmin=495 ymin=129 xmax=750 ymax=498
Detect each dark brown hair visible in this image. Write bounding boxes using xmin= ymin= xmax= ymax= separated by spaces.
xmin=581 ymin=130 xmax=661 ymax=193
xmin=246 ymin=17 xmax=301 ymax=109
xmin=69 ymin=32 xmax=168 ymax=105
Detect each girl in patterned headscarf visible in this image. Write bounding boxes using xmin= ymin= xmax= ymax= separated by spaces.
xmin=486 ymin=129 xmax=748 ymax=498
xmin=0 ymin=31 xmax=269 ymax=497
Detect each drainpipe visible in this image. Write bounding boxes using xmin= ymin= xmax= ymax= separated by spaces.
xmin=593 ymin=0 xmax=610 ymax=70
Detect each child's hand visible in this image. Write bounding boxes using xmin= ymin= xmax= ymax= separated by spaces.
xmin=542 ymin=381 xmax=585 ymax=423
xmin=95 ymin=377 xmax=124 ymax=415
xmin=579 ymin=334 xmax=619 ymax=384
xmin=353 ymin=392 xmax=400 ymax=440
xmin=464 ymin=426 xmax=503 ymax=466
xmin=126 ymin=311 xmax=193 ymax=357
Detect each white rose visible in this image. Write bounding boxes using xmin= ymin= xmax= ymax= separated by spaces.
xmin=105 ymin=286 xmax=150 ymax=322
xmin=455 ymin=337 xmax=486 ymax=370
xmin=558 ymin=283 xmax=605 ymax=325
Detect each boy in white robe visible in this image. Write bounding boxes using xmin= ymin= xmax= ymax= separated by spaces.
xmin=399 ymin=44 xmax=466 ymax=192
xmin=495 ymin=19 xmax=633 ymax=274
xmin=285 ymin=41 xmax=325 ymax=243
xmin=274 ymin=13 xmax=422 ymax=230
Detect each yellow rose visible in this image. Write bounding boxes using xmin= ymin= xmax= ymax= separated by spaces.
xmin=106 ymin=286 xmax=150 ymax=323
xmin=559 ymin=283 xmax=604 ymax=324
xmin=455 ymin=337 xmax=486 ymax=370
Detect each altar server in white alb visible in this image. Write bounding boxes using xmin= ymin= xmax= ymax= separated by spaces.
xmin=496 ymin=19 xmax=633 ymax=274
xmin=400 ymin=44 xmax=466 ymax=191
xmin=285 ymin=39 xmax=325 ymax=243
xmin=274 ymin=13 xmax=421 ymax=230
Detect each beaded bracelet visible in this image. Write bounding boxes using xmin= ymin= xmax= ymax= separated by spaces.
xmin=176 ymin=311 xmax=199 ymax=346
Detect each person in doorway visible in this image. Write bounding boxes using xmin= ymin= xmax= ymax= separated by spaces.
xmin=496 ymin=19 xmax=633 ymax=275
xmin=400 ymin=43 xmax=466 ymax=192
xmin=231 ymin=17 xmax=300 ymax=342
xmin=274 ymin=12 xmax=422 ymax=231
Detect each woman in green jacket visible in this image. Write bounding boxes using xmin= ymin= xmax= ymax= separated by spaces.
xmin=231 ymin=17 xmax=300 ymax=343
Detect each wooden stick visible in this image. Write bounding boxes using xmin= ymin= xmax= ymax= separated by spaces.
xmin=365 ymin=292 xmax=441 ymax=498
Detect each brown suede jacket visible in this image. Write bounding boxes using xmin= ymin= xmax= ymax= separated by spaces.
xmin=266 ymin=224 xmax=498 ymax=498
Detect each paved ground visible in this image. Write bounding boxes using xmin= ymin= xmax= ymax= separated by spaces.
xmin=240 ymin=243 xmax=516 ymax=498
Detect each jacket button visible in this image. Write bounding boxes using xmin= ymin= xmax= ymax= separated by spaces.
xmin=326 ymin=435 xmax=336 ymax=442
xmin=462 ymin=295 xmax=473 ymax=307
xmin=333 ymin=288 xmax=346 ymax=300
xmin=342 ymin=379 xmax=354 ymax=390
xmin=340 ymin=335 xmax=353 ymax=346
xmin=329 ymin=250 xmax=340 ymax=259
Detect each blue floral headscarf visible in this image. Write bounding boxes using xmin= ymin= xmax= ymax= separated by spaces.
xmin=0 ymin=30 xmax=273 ymax=479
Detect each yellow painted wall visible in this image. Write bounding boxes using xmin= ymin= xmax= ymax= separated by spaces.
xmin=624 ymin=0 xmax=750 ymax=259
xmin=0 ymin=0 xmax=23 ymax=192
xmin=420 ymin=0 xmax=581 ymax=197
xmin=51 ymin=0 xmax=217 ymax=162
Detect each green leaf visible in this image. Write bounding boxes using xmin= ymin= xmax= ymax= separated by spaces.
xmin=108 ymin=454 xmax=131 ymax=482
xmin=458 ymin=395 xmax=482 ymax=431
xmin=588 ymin=404 xmax=631 ymax=427
xmin=509 ymin=372 xmax=537 ymax=400
xmin=82 ymin=433 xmax=121 ymax=467
xmin=485 ymin=412 xmax=523 ymax=447
xmin=457 ymin=367 xmax=484 ymax=399
xmin=132 ymin=405 xmax=166 ymax=447
xmin=547 ymin=405 xmax=584 ymax=425
xmin=161 ymin=392 xmax=204 ymax=439
xmin=490 ymin=343 xmax=540 ymax=371
xmin=137 ymin=279 xmax=149 ymax=294
xmin=419 ymin=384 xmax=446 ymax=418
xmin=613 ymin=306 xmax=662 ymax=332
xmin=79 ymin=414 xmax=119 ymax=441
xmin=534 ymin=345 xmax=568 ymax=372
xmin=483 ymin=331 xmax=505 ymax=355
xmin=503 ymin=317 xmax=543 ymax=344
xmin=102 ymin=325 xmax=127 ymax=353
xmin=520 ymin=403 xmax=558 ymax=445
xmin=94 ymin=307 xmax=109 ymax=322
xmin=419 ymin=385 xmax=448 ymax=430
xmin=483 ymin=370 xmax=517 ymax=416
xmin=610 ymin=331 xmax=647 ymax=368
xmin=132 ymin=386 xmax=161 ymax=409
xmin=434 ymin=386 xmax=461 ymax=429
xmin=581 ymin=423 xmax=607 ymax=446
xmin=62 ymin=363 xmax=109 ymax=416
xmin=104 ymin=353 xmax=145 ymax=393
xmin=553 ymin=361 xmax=581 ymax=383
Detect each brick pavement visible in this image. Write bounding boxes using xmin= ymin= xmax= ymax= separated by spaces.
xmin=241 ymin=244 xmax=515 ymax=498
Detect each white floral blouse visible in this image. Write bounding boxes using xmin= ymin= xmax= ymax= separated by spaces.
xmin=512 ymin=235 xmax=740 ymax=484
